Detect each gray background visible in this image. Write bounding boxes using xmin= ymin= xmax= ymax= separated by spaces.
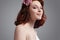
xmin=0 ymin=0 xmax=60 ymax=40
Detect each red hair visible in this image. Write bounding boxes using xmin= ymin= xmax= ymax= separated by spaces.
xmin=14 ymin=0 xmax=47 ymax=28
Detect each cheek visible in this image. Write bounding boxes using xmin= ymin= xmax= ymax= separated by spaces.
xmin=31 ymin=9 xmax=38 ymax=15
xmin=41 ymin=10 xmax=43 ymax=15
xmin=29 ymin=9 xmax=38 ymax=19
xmin=30 ymin=10 xmax=37 ymax=17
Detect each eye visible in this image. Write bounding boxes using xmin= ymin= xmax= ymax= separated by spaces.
xmin=33 ymin=7 xmax=37 ymax=9
xmin=40 ymin=7 xmax=43 ymax=9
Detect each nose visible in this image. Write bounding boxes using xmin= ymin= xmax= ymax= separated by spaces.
xmin=38 ymin=10 xmax=40 ymax=12
xmin=38 ymin=9 xmax=41 ymax=12
xmin=38 ymin=10 xmax=41 ymax=12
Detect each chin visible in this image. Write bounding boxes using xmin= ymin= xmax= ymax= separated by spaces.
xmin=35 ymin=15 xmax=42 ymax=20
xmin=36 ymin=17 xmax=42 ymax=20
xmin=37 ymin=18 xmax=41 ymax=20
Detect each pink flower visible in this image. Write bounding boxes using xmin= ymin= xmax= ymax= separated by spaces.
xmin=23 ymin=0 xmax=32 ymax=6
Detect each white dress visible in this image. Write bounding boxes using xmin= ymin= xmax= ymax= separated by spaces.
xmin=35 ymin=34 xmax=40 ymax=40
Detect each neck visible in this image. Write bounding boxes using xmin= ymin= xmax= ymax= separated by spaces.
xmin=27 ymin=19 xmax=36 ymax=29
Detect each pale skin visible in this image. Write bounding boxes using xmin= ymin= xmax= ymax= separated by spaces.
xmin=14 ymin=1 xmax=43 ymax=40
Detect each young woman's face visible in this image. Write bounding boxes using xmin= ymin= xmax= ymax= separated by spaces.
xmin=29 ymin=1 xmax=43 ymax=21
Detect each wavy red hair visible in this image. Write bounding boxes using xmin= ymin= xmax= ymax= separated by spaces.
xmin=14 ymin=0 xmax=47 ymax=28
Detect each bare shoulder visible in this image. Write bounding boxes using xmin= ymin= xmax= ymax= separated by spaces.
xmin=15 ymin=24 xmax=27 ymax=33
xmin=14 ymin=24 xmax=27 ymax=40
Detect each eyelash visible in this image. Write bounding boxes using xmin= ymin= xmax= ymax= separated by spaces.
xmin=33 ymin=6 xmax=43 ymax=9
xmin=33 ymin=7 xmax=36 ymax=9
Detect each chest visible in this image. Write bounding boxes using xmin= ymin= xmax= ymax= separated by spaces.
xmin=26 ymin=29 xmax=37 ymax=40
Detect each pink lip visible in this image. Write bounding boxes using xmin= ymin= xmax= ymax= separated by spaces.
xmin=37 ymin=13 xmax=41 ymax=15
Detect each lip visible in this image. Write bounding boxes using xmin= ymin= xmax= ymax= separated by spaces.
xmin=37 ymin=13 xmax=41 ymax=15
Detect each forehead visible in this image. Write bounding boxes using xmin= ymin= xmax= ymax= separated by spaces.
xmin=30 ymin=1 xmax=42 ymax=7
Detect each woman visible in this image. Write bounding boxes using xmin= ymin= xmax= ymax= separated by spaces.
xmin=14 ymin=0 xmax=47 ymax=40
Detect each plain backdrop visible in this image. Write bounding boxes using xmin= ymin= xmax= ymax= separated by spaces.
xmin=0 ymin=0 xmax=60 ymax=40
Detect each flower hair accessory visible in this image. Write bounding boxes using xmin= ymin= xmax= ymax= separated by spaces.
xmin=23 ymin=0 xmax=32 ymax=6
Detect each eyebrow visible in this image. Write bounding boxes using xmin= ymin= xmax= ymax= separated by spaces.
xmin=33 ymin=4 xmax=42 ymax=8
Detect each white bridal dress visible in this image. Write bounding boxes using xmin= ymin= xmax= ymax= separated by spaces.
xmin=36 ymin=35 xmax=40 ymax=40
